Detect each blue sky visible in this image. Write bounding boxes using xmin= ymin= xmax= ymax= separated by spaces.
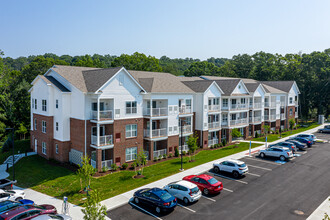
xmin=1 ymin=0 xmax=330 ymax=59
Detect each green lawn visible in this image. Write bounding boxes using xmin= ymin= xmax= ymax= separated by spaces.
xmin=0 ymin=139 xmax=31 ymax=164
xmin=9 ymin=142 xmax=261 ymax=206
xmin=252 ymin=123 xmax=320 ymax=142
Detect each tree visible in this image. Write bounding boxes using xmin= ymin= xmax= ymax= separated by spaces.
xmin=289 ymin=119 xmax=296 ymax=133
xmin=263 ymin=125 xmax=270 ymax=137
xmin=16 ymin=123 xmax=28 ymax=140
xmin=187 ymin=133 xmax=199 ymax=161
xmin=134 ymin=150 xmax=147 ymax=176
xmin=77 ymin=156 xmax=95 ymax=192
xmin=184 ymin=61 xmax=219 ymax=77
xmin=231 ymin=128 xmax=242 ymax=140
xmin=82 ymin=190 xmax=107 ymax=220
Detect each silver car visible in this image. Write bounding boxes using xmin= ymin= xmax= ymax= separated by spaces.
xmin=259 ymin=147 xmax=293 ymax=161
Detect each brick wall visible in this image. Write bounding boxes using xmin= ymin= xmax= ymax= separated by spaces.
xmin=168 ymin=135 xmax=179 ymax=156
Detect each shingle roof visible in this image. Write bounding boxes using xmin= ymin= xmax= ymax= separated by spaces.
xmin=214 ymin=79 xmax=242 ymax=96
xmin=82 ymin=67 xmax=122 ymax=92
xmin=261 ymin=84 xmax=286 ymax=93
xmin=137 ymin=78 xmax=154 ymax=92
xmin=181 ymin=80 xmax=214 ymax=93
xmin=244 ymin=83 xmax=260 ymax=92
xmin=261 ymin=81 xmax=295 ymax=93
xmin=39 ymin=75 xmax=70 ymax=92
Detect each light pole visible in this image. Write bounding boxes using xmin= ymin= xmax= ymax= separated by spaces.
xmin=180 ymin=119 xmax=185 ymax=171
xmin=5 ymin=128 xmax=15 ymax=181
xmin=280 ymin=106 xmax=283 ymax=138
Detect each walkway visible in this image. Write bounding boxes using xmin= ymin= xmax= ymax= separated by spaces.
xmin=0 ymin=152 xmax=36 ymax=179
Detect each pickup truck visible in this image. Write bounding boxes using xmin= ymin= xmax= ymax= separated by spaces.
xmin=0 ymin=179 xmax=16 ymax=190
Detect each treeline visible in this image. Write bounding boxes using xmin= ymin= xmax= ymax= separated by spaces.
xmin=0 ymin=50 xmax=329 ymax=141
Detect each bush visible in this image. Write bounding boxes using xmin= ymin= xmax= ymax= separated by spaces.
xmin=121 ymin=163 xmax=128 ymax=169
xmin=101 ymin=166 xmax=109 ymax=173
xmin=276 ymin=130 xmax=279 ymax=134
xmin=174 ymin=147 xmax=179 ymax=157
xmin=222 ymin=139 xmax=226 ymax=146
xmin=111 ymin=163 xmax=118 ymax=171
xmin=131 ymin=163 xmax=136 ymax=169
xmin=255 ymin=131 xmax=259 ymax=138
xmin=182 ymin=151 xmax=186 ymax=156
xmin=163 ymin=154 xmax=167 ymax=159
xmin=168 ymin=153 xmax=172 ymax=158
xmin=219 ymin=143 xmax=223 ymax=147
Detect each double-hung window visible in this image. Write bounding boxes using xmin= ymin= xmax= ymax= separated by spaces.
xmin=56 ymin=100 xmax=58 ymax=109
xmin=289 ymin=97 xmax=293 ymax=104
xmin=42 ymin=121 xmax=47 ymax=133
xmin=34 ymin=118 xmax=37 ymax=130
xmin=126 ymin=101 xmax=137 ymax=114
xmin=42 ymin=100 xmax=47 ymax=111
xmin=56 ymin=122 xmax=59 ymax=131
xmin=222 ymin=99 xmax=228 ymax=108
xmin=32 ymin=98 xmax=35 ymax=109
xmin=55 ymin=144 xmax=59 ymax=154
xmin=125 ymin=147 xmax=137 ymax=161
xmin=35 ymin=99 xmax=37 ymax=109
xmin=42 ymin=142 xmax=47 ymax=155
xmin=126 ymin=124 xmax=137 ymax=138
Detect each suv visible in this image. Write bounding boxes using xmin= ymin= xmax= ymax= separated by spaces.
xmin=296 ymin=134 xmax=316 ymax=144
xmin=270 ymin=142 xmax=296 ymax=153
xmin=259 ymin=147 xmax=293 ymax=161
xmin=164 ymin=180 xmax=201 ymax=204
xmin=213 ymin=159 xmax=248 ymax=178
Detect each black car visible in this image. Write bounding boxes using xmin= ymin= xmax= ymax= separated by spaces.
xmin=289 ymin=137 xmax=312 ymax=147
xmin=133 ymin=188 xmax=177 ymax=214
xmin=286 ymin=140 xmax=307 ymax=150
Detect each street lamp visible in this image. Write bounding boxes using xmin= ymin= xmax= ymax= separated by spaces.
xmin=179 ymin=119 xmax=186 ymax=171
xmin=5 ymin=128 xmax=15 ymax=181
xmin=279 ymin=106 xmax=284 ymax=138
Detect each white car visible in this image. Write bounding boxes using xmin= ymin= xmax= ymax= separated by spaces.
xmin=164 ymin=180 xmax=201 ymax=204
xmin=0 ymin=189 xmax=25 ymax=202
xmin=213 ymin=159 xmax=248 ymax=178
xmin=259 ymin=147 xmax=293 ymax=161
xmin=32 ymin=214 xmax=72 ymax=220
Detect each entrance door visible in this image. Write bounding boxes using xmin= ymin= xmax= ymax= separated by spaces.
xmin=34 ymin=139 xmax=37 ymax=152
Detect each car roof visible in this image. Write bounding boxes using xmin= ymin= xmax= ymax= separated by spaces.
xmin=0 ymin=190 xmax=5 ymax=194
xmin=225 ymin=159 xmax=245 ymax=164
xmin=197 ymin=174 xmax=213 ymax=180
xmin=0 ymin=205 xmax=32 ymax=217
xmin=175 ymin=180 xmax=197 ymax=189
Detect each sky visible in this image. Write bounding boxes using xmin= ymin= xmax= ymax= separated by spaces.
xmin=1 ymin=0 xmax=330 ymax=60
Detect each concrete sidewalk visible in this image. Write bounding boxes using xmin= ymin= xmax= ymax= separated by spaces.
xmin=0 ymin=152 xmax=37 ymax=179
xmin=307 ymin=196 xmax=330 ymax=220
xmin=102 ymin=123 xmax=327 ymax=211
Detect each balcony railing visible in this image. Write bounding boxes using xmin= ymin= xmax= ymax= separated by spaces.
xmin=180 ymin=125 xmax=192 ymax=134
xmin=179 ymin=145 xmax=189 ymax=153
xmin=280 ymin=101 xmax=286 ymax=106
xmin=179 ymin=106 xmax=192 ymax=114
xmin=102 ymin=160 xmax=113 ymax=169
xmin=231 ymin=104 xmax=247 ymax=110
xmin=208 ymin=139 xmax=219 ymax=146
xmin=264 ymin=115 xmax=269 ymax=120
xmin=294 ymin=100 xmax=298 ymax=105
xmin=295 ymin=112 xmax=298 ymax=118
xmin=254 ymin=102 xmax=262 ymax=108
xmin=144 ymin=128 xmax=167 ymax=138
xmin=91 ymin=110 xmax=113 ymax=120
xmin=221 ymin=120 xmax=228 ymax=126
xmin=253 ymin=116 xmax=262 ymax=123
xmin=208 ymin=122 xmax=221 ymax=129
xmin=249 ymin=103 xmax=253 ymax=109
xmin=91 ymin=135 xmax=113 ymax=146
xmin=270 ymin=102 xmax=276 ymax=108
xmin=208 ymin=105 xmax=220 ymax=112
xmin=280 ymin=113 xmax=285 ymax=119
xmin=153 ymin=149 xmax=167 ymax=158
xmin=276 ymin=114 xmax=280 ymax=119
xmin=264 ymin=102 xmax=269 ymax=107
xmin=144 ymin=108 xmax=168 ymax=117
xmin=230 ymin=118 xmax=248 ymax=126
xmin=222 ymin=104 xmax=229 ymax=110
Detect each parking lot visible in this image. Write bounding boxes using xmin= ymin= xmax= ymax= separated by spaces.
xmin=108 ymin=132 xmax=330 ymax=220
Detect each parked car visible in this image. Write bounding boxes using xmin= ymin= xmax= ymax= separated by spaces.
xmin=0 ymin=204 xmax=56 ymax=220
xmin=270 ymin=142 xmax=296 ymax=153
xmin=259 ymin=147 xmax=293 ymax=161
xmin=0 ymin=189 xmax=25 ymax=202
xmin=285 ymin=139 xmax=307 ymax=150
xmin=0 ymin=200 xmax=35 ymax=215
xmin=296 ymin=134 xmax=316 ymax=144
xmin=289 ymin=137 xmax=313 ymax=147
xmin=133 ymin=188 xmax=177 ymax=214
xmin=0 ymin=179 xmax=16 ymax=190
xmin=318 ymin=125 xmax=330 ymax=133
xmin=183 ymin=174 xmax=223 ymax=195
xmin=213 ymin=159 xmax=248 ymax=178
xmin=31 ymin=214 xmax=72 ymax=220
xmin=163 ymin=180 xmax=201 ymax=204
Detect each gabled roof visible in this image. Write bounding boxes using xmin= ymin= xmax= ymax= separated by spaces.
xmin=181 ymin=80 xmax=214 ymax=93
xmin=244 ymin=82 xmax=260 ymax=93
xmin=82 ymin=67 xmax=122 ymax=92
xmin=261 ymin=83 xmax=286 ymax=94
xmin=31 ymin=75 xmax=70 ymax=92
xmin=261 ymin=81 xmax=296 ymax=93
xmin=214 ymin=79 xmax=242 ymax=96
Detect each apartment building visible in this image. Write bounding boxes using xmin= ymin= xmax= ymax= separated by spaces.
xmin=29 ymin=65 xmax=300 ymax=171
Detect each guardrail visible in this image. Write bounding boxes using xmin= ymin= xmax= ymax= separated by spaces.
xmin=144 ymin=128 xmax=167 ymax=138
xmin=91 ymin=110 xmax=113 ymax=120
xmin=91 ymin=135 xmax=113 ymax=146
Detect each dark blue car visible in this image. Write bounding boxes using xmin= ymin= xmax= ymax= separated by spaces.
xmin=296 ymin=134 xmax=316 ymax=144
xmin=285 ymin=140 xmax=307 ymax=150
xmin=289 ymin=137 xmax=312 ymax=147
xmin=0 ymin=199 xmax=34 ymax=214
xmin=133 ymin=188 xmax=177 ymax=214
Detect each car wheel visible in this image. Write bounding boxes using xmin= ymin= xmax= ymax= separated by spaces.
xmin=203 ymin=188 xmax=209 ymax=195
xmin=15 ymin=197 xmax=23 ymax=202
xmin=233 ymin=171 xmax=239 ymax=178
xmin=183 ymin=197 xmax=189 ymax=204
xmin=134 ymin=197 xmax=139 ymax=204
xmin=156 ymin=206 xmax=161 ymax=214
xmin=280 ymin=155 xmax=286 ymax=161
xmin=214 ymin=166 xmax=220 ymax=173
xmin=260 ymin=153 xmax=265 ymax=158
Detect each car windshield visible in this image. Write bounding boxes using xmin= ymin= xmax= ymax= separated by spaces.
xmin=159 ymin=191 xmax=172 ymax=201
xmin=207 ymin=178 xmax=218 ymax=185
xmin=191 ymin=187 xmax=199 ymax=193
xmin=34 ymin=205 xmax=45 ymax=210
xmin=0 ymin=203 xmax=20 ymax=213
xmin=238 ymin=163 xmax=246 ymax=167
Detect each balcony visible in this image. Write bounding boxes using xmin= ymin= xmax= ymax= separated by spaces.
xmin=91 ymin=110 xmax=113 ymax=121
xmin=179 ymin=106 xmax=192 ymax=114
xmin=280 ymin=113 xmax=285 ymax=119
xmin=280 ymin=101 xmax=286 ymax=107
xmin=102 ymin=160 xmax=113 ymax=169
xmin=144 ymin=128 xmax=167 ymax=139
xmin=253 ymin=116 xmax=262 ymax=123
xmin=221 ymin=120 xmax=228 ymax=126
xmin=144 ymin=108 xmax=168 ymax=117
xmin=153 ymin=149 xmax=167 ymax=158
xmin=179 ymin=145 xmax=189 ymax=153
xmin=264 ymin=102 xmax=276 ymax=108
xmin=208 ymin=139 xmax=219 ymax=146
xmin=264 ymin=115 xmax=276 ymax=121
xmin=208 ymin=122 xmax=221 ymax=130
xmin=264 ymin=102 xmax=269 ymax=107
xmin=231 ymin=104 xmax=248 ymax=110
xmin=254 ymin=102 xmax=262 ymax=109
xmin=180 ymin=125 xmax=192 ymax=134
xmin=294 ymin=100 xmax=298 ymax=106
xmin=230 ymin=118 xmax=248 ymax=126
xmin=208 ymin=105 xmax=220 ymax=112
xmin=91 ymin=135 xmax=113 ymax=146
xmin=295 ymin=112 xmax=298 ymax=118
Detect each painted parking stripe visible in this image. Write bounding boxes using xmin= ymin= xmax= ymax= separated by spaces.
xmin=202 ymin=195 xmax=216 ymax=202
xmin=244 ymin=157 xmax=281 ymax=165
xmin=208 ymin=171 xmax=248 ymax=184
xmin=246 ymin=164 xmax=272 ymax=171
xmin=129 ymin=202 xmax=163 ymax=220
xmin=223 ymin=187 xmax=234 ymax=192
xmin=246 ymin=172 xmax=261 ymax=177
xmin=177 ymin=204 xmax=196 ymax=213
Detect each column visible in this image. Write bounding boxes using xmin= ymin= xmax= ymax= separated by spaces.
xmin=96 ymin=149 xmax=102 ymax=172
xmin=97 ymin=96 xmax=100 ymax=121
xmin=97 ymin=123 xmax=100 ymax=146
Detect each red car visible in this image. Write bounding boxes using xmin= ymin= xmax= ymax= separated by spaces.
xmin=183 ymin=174 xmax=223 ymax=195
xmin=0 ymin=204 xmax=56 ymax=220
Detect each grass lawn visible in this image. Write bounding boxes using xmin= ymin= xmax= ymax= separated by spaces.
xmin=9 ymin=142 xmax=261 ymax=206
xmin=0 ymin=139 xmax=31 ymax=164
xmin=252 ymin=122 xmax=320 ymax=142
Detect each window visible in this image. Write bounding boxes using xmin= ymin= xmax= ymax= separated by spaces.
xmin=42 ymin=142 xmax=46 ymax=155
xmin=35 ymin=99 xmax=37 ymax=109
xmin=42 ymin=100 xmax=47 ymax=111
xmin=295 ymin=96 xmax=297 ymax=101
xmin=34 ymin=118 xmax=37 ymax=130
xmin=126 ymin=101 xmax=137 ymax=114
xmin=126 ymin=124 xmax=137 ymax=138
xmin=222 ymin=99 xmax=228 ymax=108
xmin=32 ymin=98 xmax=34 ymax=109
xmin=55 ymin=144 xmax=58 ymax=154
xmin=56 ymin=122 xmax=58 ymax=131
xmin=289 ymin=97 xmax=293 ymax=104
xmin=289 ymin=109 xmax=293 ymax=116
xmin=56 ymin=99 xmax=58 ymax=108
xmin=186 ymin=99 xmax=192 ymax=107
xmin=241 ymin=98 xmax=246 ymax=104
xmin=42 ymin=121 xmax=46 ymax=133
xmin=125 ymin=147 xmax=137 ymax=161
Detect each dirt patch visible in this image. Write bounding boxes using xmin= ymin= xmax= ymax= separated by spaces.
xmin=133 ymin=175 xmax=145 ymax=179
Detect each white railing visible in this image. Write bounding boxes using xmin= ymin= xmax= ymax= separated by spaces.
xmin=254 ymin=116 xmax=262 ymax=123
xmin=269 ymin=114 xmax=276 ymax=120
xmin=144 ymin=107 xmax=168 ymax=117
xmin=254 ymin=102 xmax=262 ymax=108
xmin=221 ymin=104 xmax=229 ymax=110
xmin=221 ymin=120 xmax=228 ymax=126
xmin=144 ymin=128 xmax=167 ymax=138
xmin=280 ymin=101 xmax=286 ymax=106
xmin=264 ymin=115 xmax=269 ymax=120
xmin=153 ymin=149 xmax=167 ymax=158
xmin=295 ymin=112 xmax=298 ymax=118
xmin=181 ymin=125 xmax=192 ymax=134
xmin=91 ymin=110 xmax=113 ymax=120
xmin=208 ymin=139 xmax=218 ymax=146
xmin=230 ymin=118 xmax=248 ymax=126
xmin=91 ymin=159 xmax=96 ymax=168
xmin=208 ymin=105 xmax=220 ymax=112
xmin=249 ymin=103 xmax=253 ymax=109
xmin=295 ymin=100 xmax=298 ymax=105
xmin=126 ymin=107 xmax=137 ymax=114
xmin=91 ymin=135 xmax=113 ymax=146
xmin=179 ymin=106 xmax=192 ymax=114
xmin=231 ymin=104 xmax=247 ymax=110
xmin=264 ymin=102 xmax=269 ymax=107
xmin=249 ymin=117 xmax=253 ymax=123
xmin=276 ymin=114 xmax=280 ymax=119
xmin=208 ymin=122 xmax=220 ymax=129
xmin=270 ymin=102 xmax=276 ymax=108
xmin=281 ymin=113 xmax=285 ymax=119
xmin=179 ymin=145 xmax=189 ymax=153
xmin=102 ymin=160 xmax=113 ymax=169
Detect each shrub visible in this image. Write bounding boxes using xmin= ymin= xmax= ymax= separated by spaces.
xmin=131 ymin=163 xmax=136 ymax=169
xmin=168 ymin=153 xmax=173 ymax=158
xmin=222 ymin=139 xmax=226 ymax=147
xmin=182 ymin=151 xmax=186 ymax=156
xmin=276 ymin=130 xmax=279 ymax=134
xmin=111 ymin=163 xmax=118 ymax=171
xmin=174 ymin=147 xmax=179 ymax=157
xmin=153 ymin=156 xmax=158 ymax=161
xmin=101 ymin=166 xmax=108 ymax=173
xmin=255 ymin=131 xmax=259 ymax=138
xmin=121 ymin=163 xmax=128 ymax=169
xmin=163 ymin=154 xmax=167 ymax=159
xmin=219 ymin=143 xmax=223 ymax=147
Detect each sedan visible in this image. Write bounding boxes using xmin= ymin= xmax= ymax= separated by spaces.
xmin=318 ymin=125 xmax=330 ymax=133
xmin=0 ymin=204 xmax=57 ymax=220
xmin=164 ymin=180 xmax=201 ymax=204
xmin=0 ymin=200 xmax=35 ymax=214
xmin=285 ymin=140 xmax=307 ymax=150
xmin=0 ymin=189 xmax=25 ymax=202
xmin=289 ymin=137 xmax=312 ymax=147
xmin=183 ymin=174 xmax=223 ymax=195
xmin=259 ymin=147 xmax=293 ymax=161
xmin=296 ymin=134 xmax=315 ymax=144
xmin=133 ymin=188 xmax=177 ymax=214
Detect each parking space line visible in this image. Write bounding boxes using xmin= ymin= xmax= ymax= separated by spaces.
xmin=246 ymin=172 xmax=261 ymax=177
xmin=244 ymin=157 xmax=281 ymax=165
xmin=208 ymin=172 xmax=248 ymax=184
xmin=223 ymin=187 xmax=234 ymax=192
xmin=129 ymin=202 xmax=163 ymax=220
xmin=202 ymin=195 xmax=216 ymax=202
xmin=246 ymin=164 xmax=272 ymax=171
xmin=177 ymin=204 xmax=196 ymax=213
